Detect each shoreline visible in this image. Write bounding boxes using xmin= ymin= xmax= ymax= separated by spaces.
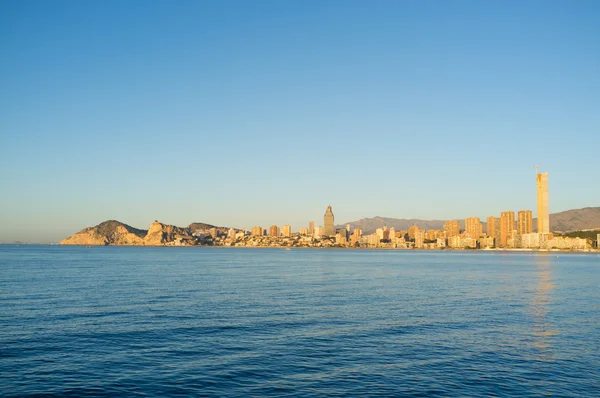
xmin=7 ymin=243 xmax=599 ymax=254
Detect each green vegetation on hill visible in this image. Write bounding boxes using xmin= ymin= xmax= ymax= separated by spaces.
xmin=555 ymin=230 xmax=600 ymax=240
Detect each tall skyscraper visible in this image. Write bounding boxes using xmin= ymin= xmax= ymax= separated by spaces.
xmin=308 ymin=221 xmax=315 ymax=236
xmin=537 ymin=172 xmax=549 ymax=234
xmin=444 ymin=220 xmax=460 ymax=237
xmin=518 ymin=210 xmax=533 ymax=235
xmin=500 ymin=211 xmax=515 ymax=247
xmin=465 ymin=217 xmax=482 ymax=239
xmin=324 ymin=205 xmax=335 ymax=236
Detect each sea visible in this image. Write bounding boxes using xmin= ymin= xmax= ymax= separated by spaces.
xmin=1 ymin=245 xmax=599 ymax=397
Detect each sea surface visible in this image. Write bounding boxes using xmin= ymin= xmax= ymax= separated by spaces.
xmin=1 ymin=246 xmax=599 ymax=397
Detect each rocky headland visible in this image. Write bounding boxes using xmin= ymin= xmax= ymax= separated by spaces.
xmin=60 ymin=220 xmax=200 ymax=246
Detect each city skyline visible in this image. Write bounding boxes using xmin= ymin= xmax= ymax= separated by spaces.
xmin=1 ymin=1 xmax=599 ymax=243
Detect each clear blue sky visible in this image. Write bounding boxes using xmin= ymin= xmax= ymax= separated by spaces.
xmin=1 ymin=0 xmax=599 ymax=242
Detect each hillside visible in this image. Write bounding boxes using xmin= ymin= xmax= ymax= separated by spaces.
xmin=341 ymin=207 xmax=600 ymax=235
xmin=61 ymin=220 xmax=198 ymax=246
xmin=60 ymin=220 xmax=147 ymax=246
xmin=539 ymin=207 xmax=600 ymax=233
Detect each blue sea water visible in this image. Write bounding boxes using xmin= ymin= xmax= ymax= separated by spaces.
xmin=1 ymin=246 xmax=599 ymax=397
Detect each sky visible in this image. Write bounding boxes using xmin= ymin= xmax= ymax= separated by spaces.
xmin=1 ymin=0 xmax=599 ymax=243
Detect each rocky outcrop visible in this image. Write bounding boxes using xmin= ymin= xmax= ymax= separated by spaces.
xmin=60 ymin=220 xmax=147 ymax=246
xmin=60 ymin=220 xmax=197 ymax=246
xmin=143 ymin=221 xmax=196 ymax=245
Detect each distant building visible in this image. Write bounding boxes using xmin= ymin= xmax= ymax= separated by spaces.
xmin=486 ymin=216 xmax=497 ymax=238
xmin=314 ymin=226 xmax=324 ymax=237
xmin=209 ymin=228 xmax=217 ymax=239
xmin=300 ymin=228 xmax=309 ymax=235
xmin=426 ymin=229 xmax=443 ymax=240
xmin=309 ymin=221 xmax=315 ymax=236
xmin=537 ymin=172 xmax=550 ymax=233
xmin=389 ymin=227 xmax=396 ymax=243
xmin=444 ymin=220 xmax=460 ymax=237
xmin=465 ymin=217 xmax=482 ymax=239
xmin=324 ymin=205 xmax=335 ymax=236
xmin=251 ymin=226 xmax=263 ymax=236
xmin=478 ymin=236 xmax=494 ymax=248
xmin=500 ymin=211 xmax=515 ymax=247
xmin=282 ymin=225 xmax=292 ymax=237
xmin=415 ymin=230 xmax=425 ymax=248
xmin=518 ymin=210 xmax=533 ymax=235
xmin=269 ymin=225 xmax=280 ymax=237
xmin=228 ymin=228 xmax=236 ymax=240
xmin=408 ymin=225 xmax=419 ymax=240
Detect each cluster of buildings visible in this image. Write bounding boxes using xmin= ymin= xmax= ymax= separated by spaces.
xmin=208 ymin=172 xmax=595 ymax=251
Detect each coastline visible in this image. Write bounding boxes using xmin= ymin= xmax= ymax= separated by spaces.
xmin=8 ymin=243 xmax=598 ymax=254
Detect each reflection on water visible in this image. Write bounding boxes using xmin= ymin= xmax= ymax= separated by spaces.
xmin=530 ymin=254 xmax=557 ymax=355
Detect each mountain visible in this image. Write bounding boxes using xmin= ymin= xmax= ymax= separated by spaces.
xmin=541 ymin=207 xmax=600 ymax=233
xmin=336 ymin=216 xmax=456 ymax=235
xmin=60 ymin=220 xmax=197 ymax=246
xmin=60 ymin=220 xmax=147 ymax=246
xmin=340 ymin=207 xmax=600 ymax=235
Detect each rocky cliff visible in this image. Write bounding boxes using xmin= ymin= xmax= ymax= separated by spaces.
xmin=60 ymin=220 xmax=147 ymax=246
xmin=144 ymin=221 xmax=196 ymax=245
xmin=60 ymin=220 xmax=197 ymax=246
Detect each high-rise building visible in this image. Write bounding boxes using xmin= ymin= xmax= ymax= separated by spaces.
xmin=251 ymin=226 xmax=263 ymax=236
xmin=408 ymin=225 xmax=419 ymax=240
xmin=465 ymin=217 xmax=482 ymax=239
xmin=324 ymin=205 xmax=335 ymax=236
xmin=500 ymin=211 xmax=515 ymax=247
xmin=309 ymin=221 xmax=315 ymax=236
xmin=444 ymin=220 xmax=460 ymax=237
xmin=537 ymin=172 xmax=549 ymax=234
xmin=282 ymin=225 xmax=292 ymax=237
xmin=415 ymin=230 xmax=425 ymax=248
xmin=518 ymin=210 xmax=533 ymax=235
xmin=314 ymin=226 xmax=324 ymax=236
xmin=269 ymin=225 xmax=280 ymax=237
xmin=486 ymin=216 xmax=497 ymax=238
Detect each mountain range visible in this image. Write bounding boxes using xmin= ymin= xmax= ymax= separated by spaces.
xmin=337 ymin=207 xmax=600 ymax=235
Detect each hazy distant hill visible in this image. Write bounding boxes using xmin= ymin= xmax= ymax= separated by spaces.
xmin=336 ymin=217 xmax=459 ymax=235
xmin=542 ymin=207 xmax=600 ymax=233
xmin=340 ymin=207 xmax=600 ymax=235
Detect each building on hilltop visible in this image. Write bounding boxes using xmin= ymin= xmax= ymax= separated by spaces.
xmin=324 ymin=205 xmax=335 ymax=236
xmin=537 ymin=172 xmax=549 ymax=233
xmin=282 ymin=225 xmax=292 ymax=237
xmin=269 ymin=225 xmax=280 ymax=237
